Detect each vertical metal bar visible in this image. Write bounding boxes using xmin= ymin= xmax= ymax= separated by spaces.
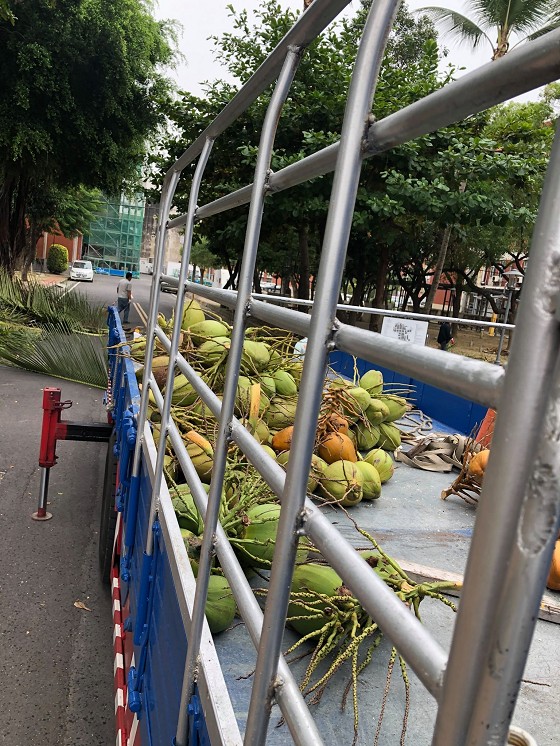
xmin=175 ymin=47 xmax=303 ymax=746
xmin=243 ymin=1 xmax=401 ymax=743
xmin=130 ymin=169 xmax=180 ymax=489
xmin=32 ymin=468 xmax=52 ymax=521
xmin=432 ymin=126 xmax=560 ymax=746
xmin=145 ymin=138 xmax=214 ymax=557
xmin=494 ymin=287 xmax=512 ymax=364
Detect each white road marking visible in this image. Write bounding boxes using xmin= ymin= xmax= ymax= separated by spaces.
xmin=59 ymin=282 xmax=79 ymax=297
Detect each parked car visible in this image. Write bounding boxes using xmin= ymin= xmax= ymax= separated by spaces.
xmin=70 ymin=260 xmax=94 ymax=282
xmin=161 ymin=279 xmax=178 ymax=294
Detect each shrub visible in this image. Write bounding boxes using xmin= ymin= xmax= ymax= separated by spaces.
xmin=47 ymin=244 xmax=68 ymax=274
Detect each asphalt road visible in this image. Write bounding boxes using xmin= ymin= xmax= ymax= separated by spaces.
xmin=0 ymin=366 xmax=114 ymax=745
xmin=64 ymin=273 xmax=177 ymax=331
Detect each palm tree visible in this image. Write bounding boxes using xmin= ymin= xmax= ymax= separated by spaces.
xmin=416 ymin=0 xmax=560 ymax=60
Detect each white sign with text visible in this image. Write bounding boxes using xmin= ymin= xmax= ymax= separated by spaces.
xmin=380 ymin=317 xmax=428 ymax=346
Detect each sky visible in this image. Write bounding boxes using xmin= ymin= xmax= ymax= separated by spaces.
xmin=152 ymin=0 xmax=539 ymax=99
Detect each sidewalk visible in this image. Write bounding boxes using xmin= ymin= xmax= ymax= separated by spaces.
xmin=13 ymin=270 xmax=68 ymax=288
xmin=32 ymin=271 xmax=68 ymax=288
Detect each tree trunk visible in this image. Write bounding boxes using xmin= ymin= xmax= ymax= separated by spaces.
xmin=224 ymin=261 xmax=239 ymax=290
xmin=424 ymin=181 xmax=466 ymax=315
xmin=21 ymin=219 xmax=42 ymax=281
xmin=253 ymin=267 xmax=262 ymax=294
xmin=0 ymin=173 xmax=30 ymax=275
xmin=281 ymin=272 xmax=292 ymax=297
xmin=297 ymin=223 xmax=310 ymax=301
xmin=368 ymin=243 xmax=389 ymax=331
xmin=344 ymin=271 xmax=365 ymax=327
xmin=451 ymin=285 xmax=463 ymax=338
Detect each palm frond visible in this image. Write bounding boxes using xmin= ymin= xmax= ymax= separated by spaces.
xmin=505 ymin=0 xmax=560 ymax=34
xmin=0 ymin=324 xmax=108 ymax=388
xmin=524 ymin=16 xmax=560 ymax=42
xmin=415 ymin=7 xmax=494 ymax=51
xmin=0 ymin=270 xmax=105 ymax=332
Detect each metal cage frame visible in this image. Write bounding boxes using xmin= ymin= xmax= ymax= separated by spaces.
xmin=130 ymin=1 xmax=560 ymax=743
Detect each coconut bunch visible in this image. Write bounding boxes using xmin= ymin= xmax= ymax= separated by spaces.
xmin=267 ymin=368 xmax=404 ymax=510
xmin=441 ymin=441 xmax=489 ymax=506
xmin=257 ymin=529 xmax=459 ymax=745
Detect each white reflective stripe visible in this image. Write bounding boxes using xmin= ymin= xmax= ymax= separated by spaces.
xmin=115 ymin=688 xmax=124 ymax=712
xmin=112 ymin=575 xmax=119 ymax=592
xmin=113 ymin=598 xmax=121 ymax=613
xmin=116 ymin=730 xmax=122 ymax=746
xmin=113 ymin=623 xmax=121 ymax=643
xmin=114 ymin=652 xmax=124 ymax=676
xmin=129 ymin=714 xmax=139 ymax=744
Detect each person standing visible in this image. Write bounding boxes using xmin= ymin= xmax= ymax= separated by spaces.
xmin=437 ymin=321 xmax=453 ymax=351
xmin=116 ymin=271 xmax=133 ymax=327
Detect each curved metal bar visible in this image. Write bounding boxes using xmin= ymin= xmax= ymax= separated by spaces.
xmin=177 ymin=47 xmax=304 ymax=746
xmin=167 ymin=0 xmax=351 ymax=177
xmin=166 ymin=29 xmax=560 ymax=229
xmin=432 ymin=126 xmax=560 ymax=746
xmin=153 ymin=327 xmax=449 ymax=701
xmin=243 ymin=2 xmax=403 ymax=743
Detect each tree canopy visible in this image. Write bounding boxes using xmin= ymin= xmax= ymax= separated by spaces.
xmin=148 ymin=0 xmax=554 ymax=325
xmin=0 ymin=0 xmax=176 ymax=274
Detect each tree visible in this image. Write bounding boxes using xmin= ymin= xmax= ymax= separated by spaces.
xmin=0 ymin=0 xmax=176 ymax=275
xmin=416 ymin=0 xmax=560 ymax=60
xmin=188 ymin=238 xmax=219 ymax=285
xmin=149 ymin=1 xmax=447 ymax=302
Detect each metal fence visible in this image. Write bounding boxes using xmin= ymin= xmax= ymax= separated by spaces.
xmin=132 ymin=1 xmax=560 ymax=744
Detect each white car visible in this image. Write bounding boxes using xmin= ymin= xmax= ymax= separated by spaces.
xmin=70 ymin=260 xmax=94 ymax=282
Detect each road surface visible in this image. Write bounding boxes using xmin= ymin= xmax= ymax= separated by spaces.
xmin=0 ymin=366 xmax=114 ymax=745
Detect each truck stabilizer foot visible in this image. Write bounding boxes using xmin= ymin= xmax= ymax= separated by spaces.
xmin=31 ymin=510 xmax=53 ymax=521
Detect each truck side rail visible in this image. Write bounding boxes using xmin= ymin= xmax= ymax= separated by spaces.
xmin=127 ymin=1 xmax=560 ymax=744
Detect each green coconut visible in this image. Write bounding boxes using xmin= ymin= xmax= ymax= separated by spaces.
xmin=288 ymin=564 xmax=354 ymax=635
xmin=354 ymin=421 xmax=380 ymax=451
xmin=235 ymin=504 xmax=308 ymax=568
xmin=129 ymin=337 xmax=147 ymax=359
xmin=252 ymin=419 xmax=271 ymax=444
xmin=265 ymin=396 xmax=298 ymax=429
xmin=268 ymin=349 xmax=283 ymax=368
xmin=191 ymin=397 xmax=218 ymax=419
xmin=170 ymin=374 xmax=198 ymax=406
xmin=363 ymin=448 xmax=395 ymax=483
xmin=197 ymin=337 xmax=231 ymax=366
xmin=366 ymin=398 xmax=391 ymax=425
xmin=377 ymin=422 xmax=402 ymax=450
xmin=172 ymin=484 xmax=203 ymax=534
xmin=355 ymin=461 xmax=382 ymax=500
xmin=320 ymin=460 xmax=364 ymax=507
xmin=377 ymin=394 xmax=408 ymax=422
xmin=240 ymin=340 xmax=271 ymax=373
xmin=187 ymin=319 xmax=230 ymax=346
xmin=344 ymin=386 xmax=372 ymax=415
xmin=359 ymin=369 xmax=384 ymax=396
xmin=259 ymin=374 xmax=276 ymax=398
xmin=181 ymin=298 xmax=206 ymax=331
xmin=272 ymin=369 xmax=298 ymax=397
xmin=260 ymin=444 xmax=276 ymax=459
xmin=205 ymin=575 xmax=236 ymax=634
xmin=276 ymin=452 xmax=326 ymax=493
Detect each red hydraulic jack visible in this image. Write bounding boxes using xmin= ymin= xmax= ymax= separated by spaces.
xmin=34 ymin=387 xmax=113 ymax=520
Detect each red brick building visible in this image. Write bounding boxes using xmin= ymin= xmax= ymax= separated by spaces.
xmin=35 ymin=230 xmax=83 ymax=266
